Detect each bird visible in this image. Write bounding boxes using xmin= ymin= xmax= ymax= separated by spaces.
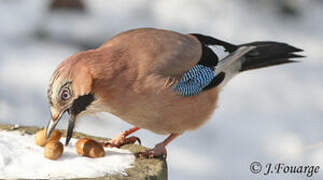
xmin=46 ymin=28 xmax=304 ymax=158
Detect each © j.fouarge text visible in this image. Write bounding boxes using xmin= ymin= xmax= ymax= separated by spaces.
xmin=250 ymin=161 xmax=320 ymax=177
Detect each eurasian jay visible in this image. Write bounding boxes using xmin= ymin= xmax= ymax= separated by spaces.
xmin=46 ymin=28 xmax=303 ymax=158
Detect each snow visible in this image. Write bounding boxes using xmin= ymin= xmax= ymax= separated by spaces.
xmin=0 ymin=131 xmax=135 ymax=179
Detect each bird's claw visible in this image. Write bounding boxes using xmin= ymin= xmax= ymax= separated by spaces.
xmin=125 ymin=136 xmax=141 ymax=145
xmin=101 ymin=136 xmax=141 ymax=148
xmin=135 ymin=151 xmax=167 ymax=159
xmin=135 ymin=143 xmax=167 ymax=159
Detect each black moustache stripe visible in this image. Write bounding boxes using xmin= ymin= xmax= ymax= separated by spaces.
xmin=71 ymin=94 xmax=94 ymax=115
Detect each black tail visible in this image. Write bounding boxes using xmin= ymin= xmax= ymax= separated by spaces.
xmin=239 ymin=41 xmax=304 ymax=71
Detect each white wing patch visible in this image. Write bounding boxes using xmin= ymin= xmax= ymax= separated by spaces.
xmin=213 ymin=46 xmax=257 ymax=89
xmin=208 ymin=45 xmax=230 ymax=60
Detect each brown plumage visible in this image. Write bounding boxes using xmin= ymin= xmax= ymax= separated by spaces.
xmin=46 ymin=28 xmax=303 ymax=158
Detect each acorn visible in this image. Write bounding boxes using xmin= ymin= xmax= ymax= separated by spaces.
xmin=34 ymin=128 xmax=62 ymax=147
xmin=44 ymin=140 xmax=64 ymax=160
xmin=75 ymin=138 xmax=105 ymax=158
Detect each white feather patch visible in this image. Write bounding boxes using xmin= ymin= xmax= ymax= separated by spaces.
xmin=208 ymin=45 xmax=230 ymax=60
xmin=212 ymin=46 xmax=257 ymax=89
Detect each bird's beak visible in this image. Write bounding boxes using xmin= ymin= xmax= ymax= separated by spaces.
xmin=65 ymin=110 xmax=76 ymax=146
xmin=46 ymin=108 xmax=66 ymax=139
xmin=46 ymin=108 xmax=76 ymax=146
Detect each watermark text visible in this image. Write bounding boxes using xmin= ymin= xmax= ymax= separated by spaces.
xmin=250 ymin=161 xmax=320 ymax=177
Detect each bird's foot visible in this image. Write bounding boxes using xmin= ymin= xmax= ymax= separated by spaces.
xmin=136 ymin=143 xmax=167 ymax=159
xmin=101 ymin=132 xmax=141 ymax=148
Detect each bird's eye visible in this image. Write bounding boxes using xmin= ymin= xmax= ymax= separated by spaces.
xmin=61 ymin=89 xmax=71 ymax=100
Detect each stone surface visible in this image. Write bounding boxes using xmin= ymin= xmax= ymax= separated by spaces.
xmin=0 ymin=124 xmax=167 ymax=180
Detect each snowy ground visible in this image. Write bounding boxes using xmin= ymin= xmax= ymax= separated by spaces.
xmin=0 ymin=130 xmax=134 ymax=179
xmin=0 ymin=0 xmax=323 ymax=179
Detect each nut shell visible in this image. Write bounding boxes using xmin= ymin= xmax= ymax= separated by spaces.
xmin=75 ymin=138 xmax=105 ymax=158
xmin=34 ymin=128 xmax=62 ymax=147
xmin=44 ymin=141 xmax=64 ymax=160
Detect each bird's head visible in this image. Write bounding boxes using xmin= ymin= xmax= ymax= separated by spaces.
xmin=46 ymin=59 xmax=94 ymax=146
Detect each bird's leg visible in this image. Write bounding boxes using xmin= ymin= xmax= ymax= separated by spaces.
xmin=102 ymin=127 xmax=141 ymax=148
xmin=137 ymin=133 xmax=179 ymax=159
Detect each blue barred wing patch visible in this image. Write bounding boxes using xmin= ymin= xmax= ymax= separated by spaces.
xmin=173 ymin=65 xmax=214 ymax=96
